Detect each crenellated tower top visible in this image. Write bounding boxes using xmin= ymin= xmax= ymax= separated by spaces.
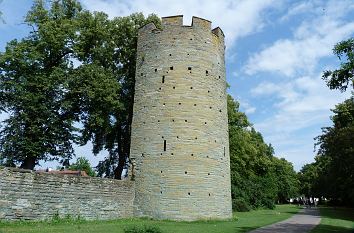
xmin=139 ymin=15 xmax=225 ymax=45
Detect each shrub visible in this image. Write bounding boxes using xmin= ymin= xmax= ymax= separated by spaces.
xmin=232 ymin=198 xmax=251 ymax=212
xmin=124 ymin=225 xmax=163 ymax=233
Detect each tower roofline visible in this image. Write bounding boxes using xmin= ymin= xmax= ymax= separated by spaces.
xmin=140 ymin=15 xmax=224 ymax=39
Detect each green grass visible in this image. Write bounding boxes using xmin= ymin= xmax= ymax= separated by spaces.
xmin=311 ymin=206 xmax=354 ymax=233
xmin=0 ymin=205 xmax=299 ymax=233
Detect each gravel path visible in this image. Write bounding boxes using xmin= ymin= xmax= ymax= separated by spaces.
xmin=249 ymin=208 xmax=321 ymax=233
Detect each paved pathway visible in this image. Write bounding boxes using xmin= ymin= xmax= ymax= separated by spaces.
xmin=249 ymin=208 xmax=321 ymax=233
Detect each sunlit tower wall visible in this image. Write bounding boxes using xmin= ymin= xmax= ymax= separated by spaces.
xmin=130 ymin=15 xmax=232 ymax=220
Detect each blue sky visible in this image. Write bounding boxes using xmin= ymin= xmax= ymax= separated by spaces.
xmin=0 ymin=0 xmax=353 ymax=171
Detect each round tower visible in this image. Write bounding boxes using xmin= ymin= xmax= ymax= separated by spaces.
xmin=130 ymin=15 xmax=232 ymax=220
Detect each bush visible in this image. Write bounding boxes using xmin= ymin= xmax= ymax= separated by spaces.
xmin=124 ymin=225 xmax=163 ymax=233
xmin=262 ymin=199 xmax=276 ymax=209
xmin=232 ymin=198 xmax=251 ymax=212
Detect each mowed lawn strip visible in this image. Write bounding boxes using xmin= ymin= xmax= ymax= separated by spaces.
xmin=0 ymin=204 xmax=299 ymax=233
xmin=311 ymin=207 xmax=354 ymax=233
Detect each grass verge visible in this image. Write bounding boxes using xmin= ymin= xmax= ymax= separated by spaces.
xmin=311 ymin=206 xmax=354 ymax=233
xmin=0 ymin=204 xmax=299 ymax=233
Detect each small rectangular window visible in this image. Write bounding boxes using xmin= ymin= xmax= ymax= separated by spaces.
xmin=162 ymin=76 xmax=165 ymax=83
xmin=188 ymin=67 xmax=192 ymax=70
xmin=164 ymin=140 xmax=167 ymax=151
xmin=170 ymin=66 xmax=173 ymax=70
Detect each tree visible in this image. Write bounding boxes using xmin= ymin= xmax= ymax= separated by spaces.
xmin=0 ymin=0 xmax=161 ymax=176
xmin=315 ymin=96 xmax=354 ymax=206
xmin=323 ymin=38 xmax=354 ymax=91
xmin=68 ymin=156 xmax=96 ymax=177
xmin=227 ymin=95 xmax=298 ymax=210
xmin=72 ymin=12 xmax=161 ymax=179
xmin=0 ymin=0 xmax=82 ymax=169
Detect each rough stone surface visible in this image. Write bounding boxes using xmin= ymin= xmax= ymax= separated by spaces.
xmin=130 ymin=15 xmax=232 ymax=220
xmin=0 ymin=167 xmax=134 ymax=221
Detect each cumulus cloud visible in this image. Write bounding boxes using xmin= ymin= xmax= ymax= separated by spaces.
xmin=251 ymin=73 xmax=351 ymax=170
xmin=244 ymin=0 xmax=354 ymax=77
xmin=80 ymin=0 xmax=279 ymax=48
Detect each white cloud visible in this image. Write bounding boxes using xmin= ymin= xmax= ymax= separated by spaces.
xmin=251 ymin=73 xmax=351 ymax=170
xmin=244 ymin=0 xmax=354 ymax=77
xmin=80 ymin=0 xmax=279 ymax=48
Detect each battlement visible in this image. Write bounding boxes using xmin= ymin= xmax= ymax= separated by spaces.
xmin=141 ymin=15 xmax=224 ymax=40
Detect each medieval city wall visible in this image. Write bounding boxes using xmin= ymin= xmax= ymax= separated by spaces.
xmin=0 ymin=167 xmax=135 ymax=221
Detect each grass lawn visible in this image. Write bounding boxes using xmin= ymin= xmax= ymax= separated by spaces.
xmin=0 ymin=204 xmax=299 ymax=233
xmin=311 ymin=206 xmax=354 ymax=233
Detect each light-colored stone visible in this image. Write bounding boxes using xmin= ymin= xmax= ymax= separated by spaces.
xmin=0 ymin=167 xmax=135 ymax=221
xmin=130 ymin=15 xmax=232 ymax=221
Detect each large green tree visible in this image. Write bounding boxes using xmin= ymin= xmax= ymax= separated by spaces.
xmin=323 ymin=38 xmax=354 ymax=91
xmin=0 ymin=0 xmax=160 ymax=177
xmin=315 ymin=97 xmax=354 ymax=206
xmin=0 ymin=0 xmax=82 ymax=169
xmin=227 ymin=95 xmax=298 ymax=211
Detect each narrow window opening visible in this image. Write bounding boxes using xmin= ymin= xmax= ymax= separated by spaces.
xmin=208 ymin=173 xmax=210 ymax=175
xmin=159 ymin=87 xmax=161 ymax=90
xmin=173 ymin=86 xmax=175 ymax=89
xmin=171 ymin=152 xmax=174 ymax=155
xmin=161 ymin=191 xmax=163 ymax=194
xmin=219 ymin=76 xmax=221 ymax=79
xmin=185 ymin=171 xmax=187 ymax=174
xmin=162 ymin=136 xmax=164 ymax=138
xmin=163 ymin=103 xmax=165 ymax=106
xmin=188 ymin=192 xmax=191 ymax=195
xmin=188 ymin=67 xmax=192 ymax=71
xmin=209 ymin=193 xmax=211 ymax=196
xmin=169 ymin=54 xmax=172 ymax=56
xmin=158 ymin=120 xmax=160 ymax=122
xmin=141 ymin=73 xmax=143 ymax=76
xmin=155 ymin=68 xmax=157 ymax=72
xmin=170 ymin=66 xmax=173 ymax=70
xmin=194 ymin=104 xmax=197 ymax=106
xmin=177 ymin=136 xmax=179 ymax=138
xmin=190 ymin=87 xmax=193 ymax=89
xmin=205 ymin=122 xmax=207 ymax=124
xmin=206 ymin=70 xmax=209 ymax=75
xmin=219 ymin=109 xmax=222 ymax=112
xmin=185 ymin=119 xmax=188 ymax=122
xmin=164 ymin=140 xmax=166 ymax=151
xmin=162 ymin=76 xmax=165 ymax=83
xmin=161 ymin=171 xmax=163 ymax=173
xmin=224 ymin=147 xmax=226 ymax=157
xmin=142 ymin=153 xmax=144 ymax=157
xmin=195 ymin=137 xmax=197 ymax=140
xmin=191 ymin=153 xmax=194 ymax=156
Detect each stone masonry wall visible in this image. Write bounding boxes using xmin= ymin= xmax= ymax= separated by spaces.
xmin=0 ymin=167 xmax=134 ymax=221
xmin=130 ymin=15 xmax=232 ymax=220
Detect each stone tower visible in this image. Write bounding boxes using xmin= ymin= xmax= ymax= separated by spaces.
xmin=130 ymin=15 xmax=232 ymax=220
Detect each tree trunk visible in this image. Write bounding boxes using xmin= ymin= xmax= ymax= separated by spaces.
xmin=20 ymin=156 xmax=36 ymax=170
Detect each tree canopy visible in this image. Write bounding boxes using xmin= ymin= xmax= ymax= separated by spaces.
xmin=228 ymin=95 xmax=299 ymax=211
xmin=323 ymin=38 xmax=354 ymax=91
xmin=68 ymin=156 xmax=96 ymax=177
xmin=301 ymin=37 xmax=354 ymax=207
xmin=0 ymin=0 xmax=160 ymax=177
